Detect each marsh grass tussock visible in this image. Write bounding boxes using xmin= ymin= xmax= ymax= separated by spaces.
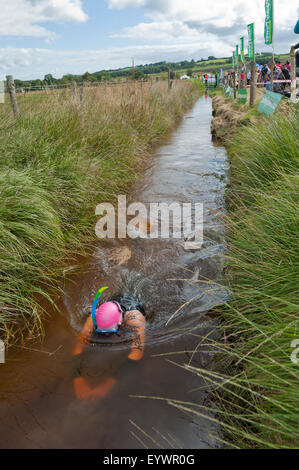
xmin=162 ymin=107 xmax=298 ymax=448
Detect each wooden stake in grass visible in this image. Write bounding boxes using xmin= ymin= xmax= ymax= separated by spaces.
xmin=72 ymin=81 xmax=77 ymax=101
xmin=132 ymin=58 xmax=135 ymax=81
xmin=6 ymin=75 xmax=18 ymax=116
xmin=270 ymin=56 xmax=275 ymax=92
xmin=80 ymin=86 xmax=84 ymax=104
xmin=290 ymin=45 xmax=297 ymax=104
xmin=250 ymin=60 xmax=256 ymax=107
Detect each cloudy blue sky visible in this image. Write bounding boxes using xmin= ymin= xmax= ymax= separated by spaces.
xmin=0 ymin=0 xmax=297 ymax=80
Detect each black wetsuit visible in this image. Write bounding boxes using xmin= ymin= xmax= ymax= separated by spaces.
xmin=113 ymin=293 xmax=145 ymax=318
xmin=73 ymin=293 xmax=145 ymax=383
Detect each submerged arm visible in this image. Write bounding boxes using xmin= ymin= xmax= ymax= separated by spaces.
xmin=73 ymin=376 xmax=116 ymax=400
xmin=73 ymin=315 xmax=116 ymax=400
xmin=125 ymin=310 xmax=146 ymax=361
xmin=73 ymin=315 xmax=94 ymax=356
xmin=72 ymin=310 xmax=146 ymax=400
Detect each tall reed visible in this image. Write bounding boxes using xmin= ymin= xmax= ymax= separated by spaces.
xmin=164 ymin=108 xmax=299 ymax=448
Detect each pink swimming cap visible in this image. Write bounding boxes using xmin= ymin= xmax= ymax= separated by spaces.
xmin=96 ymin=301 xmax=122 ymax=330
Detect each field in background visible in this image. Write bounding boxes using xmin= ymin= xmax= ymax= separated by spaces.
xmin=13 ymin=53 xmax=291 ymax=91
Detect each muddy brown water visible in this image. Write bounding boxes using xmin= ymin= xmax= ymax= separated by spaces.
xmin=0 ymin=96 xmax=229 ymax=449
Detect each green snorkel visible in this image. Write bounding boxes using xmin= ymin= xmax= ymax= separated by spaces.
xmin=92 ymin=286 xmax=109 ymax=332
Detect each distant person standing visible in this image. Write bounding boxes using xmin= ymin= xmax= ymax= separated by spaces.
xmin=273 ymin=65 xmax=284 ymax=91
xmin=282 ymin=64 xmax=291 ymax=82
xmin=294 ymin=20 xmax=299 ymax=78
xmin=264 ymin=71 xmax=271 ymax=91
xmin=261 ymin=64 xmax=270 ymax=83
xmin=285 ymin=60 xmax=291 ymax=73
xmin=240 ymin=71 xmax=245 ymax=88
xmin=239 ymin=65 xmax=245 ymax=88
xmin=247 ymin=70 xmax=251 ymax=86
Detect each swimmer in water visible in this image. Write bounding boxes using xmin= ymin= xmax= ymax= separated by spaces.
xmin=73 ymin=287 xmax=146 ymax=400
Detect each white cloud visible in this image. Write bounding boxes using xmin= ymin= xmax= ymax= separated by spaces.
xmin=109 ymin=0 xmax=296 ymax=54
xmin=0 ymin=0 xmax=88 ymax=39
xmin=0 ymin=42 xmax=230 ymax=80
xmin=107 ymin=0 xmax=146 ymax=10
xmin=0 ymin=1 xmax=296 ymax=82
xmin=111 ymin=20 xmax=210 ymax=42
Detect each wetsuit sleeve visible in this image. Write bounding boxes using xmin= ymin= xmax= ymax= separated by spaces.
xmin=124 ymin=310 xmax=146 ymax=361
xmin=73 ymin=315 xmax=94 ymax=356
xmin=72 ymin=315 xmax=117 ymax=400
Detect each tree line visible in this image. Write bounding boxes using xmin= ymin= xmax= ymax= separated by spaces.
xmin=14 ymin=53 xmax=286 ymax=89
xmin=14 ymin=57 xmax=231 ymax=88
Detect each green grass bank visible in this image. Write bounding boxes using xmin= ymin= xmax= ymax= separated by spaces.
xmin=0 ymin=81 xmax=198 ymax=345
xmin=217 ymin=100 xmax=298 ymax=448
xmin=175 ymin=95 xmax=298 ymax=448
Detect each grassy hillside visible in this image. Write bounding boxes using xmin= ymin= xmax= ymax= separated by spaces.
xmin=14 ymin=53 xmax=290 ymax=89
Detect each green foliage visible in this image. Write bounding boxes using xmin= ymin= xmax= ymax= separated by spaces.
xmin=14 ymin=53 xmax=289 ymax=91
xmin=44 ymin=74 xmax=54 ymax=85
xmin=173 ymin=108 xmax=299 ymax=448
xmin=215 ymin=110 xmax=299 ymax=448
xmin=134 ymin=70 xmax=144 ymax=80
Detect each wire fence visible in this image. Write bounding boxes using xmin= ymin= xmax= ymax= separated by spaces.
xmin=1 ymin=74 xmax=174 ymax=116
xmin=10 ymin=77 xmax=155 ymax=94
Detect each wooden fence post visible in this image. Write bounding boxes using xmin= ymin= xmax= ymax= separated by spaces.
xmin=6 ymin=75 xmax=18 ymax=116
xmin=72 ymin=81 xmax=77 ymax=100
xmin=250 ymin=60 xmax=256 ymax=107
xmin=233 ymin=72 xmax=237 ymax=99
xmin=270 ymin=56 xmax=275 ymax=92
xmin=0 ymin=80 xmax=4 ymax=103
xmin=290 ymin=45 xmax=297 ymax=104
xmin=80 ymin=86 xmax=84 ymax=103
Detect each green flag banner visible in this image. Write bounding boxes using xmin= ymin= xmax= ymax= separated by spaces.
xmin=235 ymin=45 xmax=239 ymax=67
xmin=264 ymin=0 xmax=273 ymax=45
xmin=247 ymin=23 xmax=255 ymax=60
xmin=238 ymin=89 xmax=247 ymax=104
xmin=240 ymin=37 xmax=245 ymax=63
xmin=232 ymin=51 xmax=235 ymax=69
